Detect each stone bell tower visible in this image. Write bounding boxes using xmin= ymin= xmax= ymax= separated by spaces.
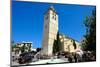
xmin=42 ymin=6 xmax=58 ymax=56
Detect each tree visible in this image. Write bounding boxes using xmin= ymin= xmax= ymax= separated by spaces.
xmin=36 ymin=48 xmax=41 ymax=52
xmin=20 ymin=44 xmax=28 ymax=53
xmin=12 ymin=44 xmax=17 ymax=51
xmin=83 ymin=8 xmax=96 ymax=51
xmin=12 ymin=41 xmax=18 ymax=51
xmin=73 ymin=40 xmax=77 ymax=49
xmin=53 ymin=32 xmax=61 ymax=54
xmin=53 ymin=40 xmax=57 ymax=54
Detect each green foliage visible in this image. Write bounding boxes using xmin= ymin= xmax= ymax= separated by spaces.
xmin=73 ymin=40 xmax=76 ymax=49
xmin=83 ymin=8 xmax=96 ymax=51
xmin=12 ymin=42 xmax=19 ymax=51
xmin=11 ymin=41 xmax=31 ymax=53
xmin=36 ymin=48 xmax=41 ymax=52
xmin=20 ymin=45 xmax=28 ymax=53
xmin=12 ymin=44 xmax=17 ymax=48
xmin=53 ymin=40 xmax=57 ymax=54
xmin=53 ymin=31 xmax=61 ymax=54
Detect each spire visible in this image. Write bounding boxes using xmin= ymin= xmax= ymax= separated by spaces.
xmin=50 ymin=6 xmax=55 ymax=11
xmin=45 ymin=5 xmax=57 ymax=15
xmin=49 ymin=6 xmax=56 ymax=12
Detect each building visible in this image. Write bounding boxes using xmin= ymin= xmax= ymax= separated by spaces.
xmin=12 ymin=41 xmax=33 ymax=62
xmin=42 ymin=6 xmax=58 ymax=56
xmin=16 ymin=41 xmax=32 ymax=52
xmin=59 ymin=34 xmax=81 ymax=53
xmin=31 ymin=48 xmax=37 ymax=52
xmin=42 ymin=6 xmax=82 ymax=56
xmin=12 ymin=41 xmax=32 ymax=55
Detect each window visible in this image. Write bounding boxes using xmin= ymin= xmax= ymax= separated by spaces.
xmin=55 ymin=17 xmax=56 ymax=20
xmin=52 ymin=12 xmax=54 ymax=19
xmin=52 ymin=12 xmax=57 ymax=20
xmin=53 ymin=14 xmax=56 ymax=20
xmin=55 ymin=14 xmax=56 ymax=17
xmin=52 ymin=16 xmax=54 ymax=19
xmin=71 ymin=40 xmax=73 ymax=42
xmin=55 ymin=14 xmax=56 ymax=20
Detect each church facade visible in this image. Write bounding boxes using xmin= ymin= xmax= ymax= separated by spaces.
xmin=42 ymin=6 xmax=81 ymax=56
xmin=59 ymin=34 xmax=81 ymax=53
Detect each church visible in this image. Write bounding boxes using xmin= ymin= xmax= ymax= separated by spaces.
xmin=42 ymin=6 xmax=81 ymax=56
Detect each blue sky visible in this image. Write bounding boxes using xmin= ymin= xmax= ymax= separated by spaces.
xmin=12 ymin=1 xmax=95 ymax=48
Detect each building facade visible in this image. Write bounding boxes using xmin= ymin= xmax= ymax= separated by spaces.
xmin=59 ymin=34 xmax=81 ymax=53
xmin=42 ymin=6 xmax=58 ymax=56
xmin=17 ymin=41 xmax=32 ymax=52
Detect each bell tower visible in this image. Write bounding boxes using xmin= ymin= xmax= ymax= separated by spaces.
xmin=42 ymin=6 xmax=58 ymax=56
